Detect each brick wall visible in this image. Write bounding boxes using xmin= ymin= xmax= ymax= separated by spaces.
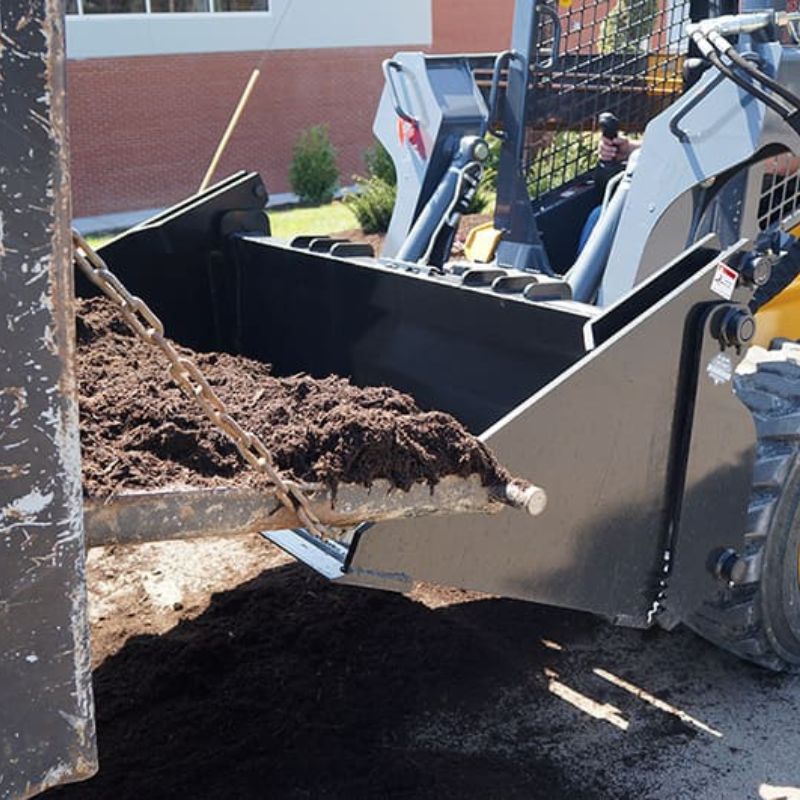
xmin=67 ymin=0 xmax=515 ymax=217
xmin=432 ymin=0 xmax=515 ymax=53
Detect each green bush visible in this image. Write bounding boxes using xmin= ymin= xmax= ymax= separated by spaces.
xmin=364 ymin=141 xmax=397 ymax=186
xmin=344 ymin=141 xmax=398 ymax=234
xmin=346 ymin=135 xmax=497 ymax=233
xmin=289 ymin=125 xmax=340 ymax=205
xmin=465 ymin=186 xmax=493 ymax=215
xmin=345 ymin=176 xmax=397 ymax=234
xmin=527 ymin=131 xmax=597 ymax=199
xmin=599 ymin=0 xmax=659 ymax=55
xmin=478 ymin=134 xmax=502 ymax=194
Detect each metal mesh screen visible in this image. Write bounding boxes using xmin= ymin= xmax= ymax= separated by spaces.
xmin=758 ymin=153 xmax=800 ymax=232
xmin=525 ymin=0 xmax=692 ymax=202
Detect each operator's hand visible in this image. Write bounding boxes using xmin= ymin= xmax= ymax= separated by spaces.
xmin=765 ymin=152 xmax=800 ymax=176
xmin=598 ymin=136 xmax=637 ymax=163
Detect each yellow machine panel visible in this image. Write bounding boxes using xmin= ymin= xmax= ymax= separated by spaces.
xmin=754 ymin=274 xmax=800 ymax=346
xmin=464 ymin=223 xmax=504 ymax=264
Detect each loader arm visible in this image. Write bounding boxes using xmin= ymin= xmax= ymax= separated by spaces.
xmin=603 ymin=36 xmax=800 ymax=305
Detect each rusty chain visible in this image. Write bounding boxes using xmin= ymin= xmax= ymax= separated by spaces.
xmin=72 ymin=229 xmax=336 ymax=541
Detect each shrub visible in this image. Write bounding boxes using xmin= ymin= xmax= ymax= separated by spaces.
xmin=344 ymin=141 xmax=398 ymax=234
xmin=345 ymin=176 xmax=397 ymax=234
xmin=599 ymin=0 xmax=659 ymax=55
xmin=465 ymin=186 xmax=492 ymax=215
xmin=346 ymin=135 xmax=497 ymax=233
xmin=478 ymin=134 xmax=502 ymax=194
xmin=364 ymin=141 xmax=397 ymax=186
xmin=289 ymin=125 xmax=340 ymax=205
xmin=527 ymin=131 xmax=597 ymax=199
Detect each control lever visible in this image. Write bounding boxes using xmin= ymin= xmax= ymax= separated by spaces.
xmin=597 ymin=111 xmax=624 ymax=189
xmin=598 ymin=112 xmax=622 ymax=168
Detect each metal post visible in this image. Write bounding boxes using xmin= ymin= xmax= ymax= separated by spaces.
xmin=0 ymin=0 xmax=98 ymax=795
xmin=493 ymin=0 xmax=552 ymax=272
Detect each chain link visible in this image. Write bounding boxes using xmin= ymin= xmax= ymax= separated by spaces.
xmin=72 ymin=229 xmax=335 ymax=540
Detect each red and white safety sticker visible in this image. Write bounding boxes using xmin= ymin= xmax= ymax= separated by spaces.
xmin=710 ymin=262 xmax=739 ymax=300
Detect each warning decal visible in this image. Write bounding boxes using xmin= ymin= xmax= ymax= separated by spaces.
xmin=710 ymin=262 xmax=739 ymax=300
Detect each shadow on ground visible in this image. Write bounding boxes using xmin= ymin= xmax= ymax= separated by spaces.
xmin=48 ymin=561 xmax=789 ymax=800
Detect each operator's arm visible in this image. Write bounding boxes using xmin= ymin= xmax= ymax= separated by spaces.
xmin=598 ymin=135 xmax=640 ymax=163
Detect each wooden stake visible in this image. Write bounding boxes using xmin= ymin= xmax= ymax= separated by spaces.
xmin=199 ymin=67 xmax=261 ymax=193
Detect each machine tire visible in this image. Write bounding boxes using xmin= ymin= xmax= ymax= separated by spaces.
xmin=686 ymin=341 xmax=800 ymax=671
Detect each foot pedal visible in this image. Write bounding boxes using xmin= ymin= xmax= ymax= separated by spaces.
xmin=331 ymin=242 xmax=375 ymax=258
xmin=492 ymin=274 xmax=537 ymax=294
xmin=462 ymin=268 xmax=507 ymax=287
xmin=524 ymin=279 xmax=573 ymax=301
xmin=309 ymin=237 xmax=350 ymax=253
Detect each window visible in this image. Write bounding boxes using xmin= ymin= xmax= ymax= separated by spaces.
xmin=64 ymin=0 xmax=428 ymax=59
xmin=149 ymin=0 xmax=211 ymax=11
xmin=215 ymin=0 xmax=268 ymax=9
xmin=80 ymin=0 xmax=145 ymax=12
xmin=66 ymin=0 xmax=268 ymax=13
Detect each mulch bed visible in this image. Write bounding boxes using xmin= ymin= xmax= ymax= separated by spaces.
xmin=77 ymin=297 xmax=508 ymax=499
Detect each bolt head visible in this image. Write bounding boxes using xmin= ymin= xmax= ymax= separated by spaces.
xmin=473 ymin=139 xmax=490 ymax=162
xmin=752 ymin=256 xmax=773 ymax=287
xmin=719 ymin=308 xmax=756 ymax=347
xmin=712 ymin=548 xmax=747 ymax=584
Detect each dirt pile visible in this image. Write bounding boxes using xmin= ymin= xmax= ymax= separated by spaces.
xmin=77 ymin=297 xmax=508 ymax=498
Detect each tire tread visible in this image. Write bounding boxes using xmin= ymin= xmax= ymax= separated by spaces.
xmin=686 ymin=343 xmax=800 ymax=671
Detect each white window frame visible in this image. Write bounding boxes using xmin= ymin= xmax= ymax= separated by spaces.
xmin=67 ymin=0 xmax=271 ymax=14
xmin=65 ymin=0 xmax=432 ymax=59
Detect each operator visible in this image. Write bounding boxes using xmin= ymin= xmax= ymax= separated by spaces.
xmin=576 ymin=133 xmax=639 ymax=252
xmin=598 ymin=134 xmax=800 ymax=174
xmin=597 ymin=133 xmax=638 ymax=165
xmin=593 ymin=131 xmax=800 ymax=311
xmin=579 ymin=133 xmax=800 ymax=253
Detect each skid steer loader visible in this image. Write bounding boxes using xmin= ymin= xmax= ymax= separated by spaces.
xmin=7 ymin=0 xmax=800 ymax=793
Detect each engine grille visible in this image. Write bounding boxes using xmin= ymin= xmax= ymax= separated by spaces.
xmin=758 ymin=153 xmax=800 ymax=232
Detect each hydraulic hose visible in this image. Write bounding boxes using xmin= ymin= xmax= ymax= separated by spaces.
xmin=687 ymin=12 xmax=800 ymax=123
xmin=690 ymin=29 xmax=794 ymax=120
xmin=707 ymin=51 xmax=790 ymax=117
xmin=708 ymin=31 xmax=800 ymax=114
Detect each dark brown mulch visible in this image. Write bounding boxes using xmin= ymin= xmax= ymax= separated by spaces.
xmin=48 ymin=563 xmax=602 ymax=800
xmin=77 ymin=297 xmax=509 ymax=499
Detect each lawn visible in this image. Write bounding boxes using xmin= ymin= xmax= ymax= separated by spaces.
xmin=267 ymin=201 xmax=358 ymax=239
xmin=85 ymin=233 xmax=114 ymax=250
xmin=84 ymin=201 xmax=359 ymax=252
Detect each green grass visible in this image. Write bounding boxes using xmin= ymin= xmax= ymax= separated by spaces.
xmin=86 ymin=234 xmax=114 ymax=250
xmin=82 ymin=201 xmax=358 ymax=252
xmin=267 ymin=201 xmax=358 ymax=239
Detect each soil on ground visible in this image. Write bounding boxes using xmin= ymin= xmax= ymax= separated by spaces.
xmin=77 ymin=296 xmax=508 ymax=499
xmin=47 ymin=536 xmax=602 ymax=800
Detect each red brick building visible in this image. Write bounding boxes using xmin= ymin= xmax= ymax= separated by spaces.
xmin=66 ymin=0 xmax=515 ymax=219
